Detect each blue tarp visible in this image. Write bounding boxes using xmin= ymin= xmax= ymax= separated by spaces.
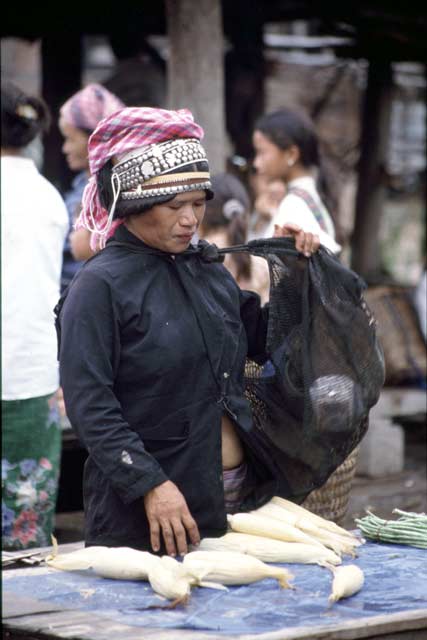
xmin=4 ymin=539 xmax=427 ymax=635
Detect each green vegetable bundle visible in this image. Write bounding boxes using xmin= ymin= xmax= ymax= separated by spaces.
xmin=355 ymin=509 xmax=427 ymax=549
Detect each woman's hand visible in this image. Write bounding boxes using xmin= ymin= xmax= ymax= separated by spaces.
xmin=55 ymin=387 xmax=67 ymax=418
xmin=274 ymin=222 xmax=320 ymax=257
xmin=70 ymin=227 xmax=95 ymax=261
xmin=144 ymin=480 xmax=200 ymax=556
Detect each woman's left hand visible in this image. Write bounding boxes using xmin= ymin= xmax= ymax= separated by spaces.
xmin=274 ymin=222 xmax=320 ymax=257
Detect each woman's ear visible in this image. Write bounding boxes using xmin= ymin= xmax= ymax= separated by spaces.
xmin=288 ymin=144 xmax=301 ymax=166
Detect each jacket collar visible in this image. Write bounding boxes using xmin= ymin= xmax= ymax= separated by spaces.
xmin=110 ymin=224 xmax=212 ymax=261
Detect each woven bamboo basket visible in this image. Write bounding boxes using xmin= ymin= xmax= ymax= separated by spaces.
xmin=301 ymin=446 xmax=359 ymax=524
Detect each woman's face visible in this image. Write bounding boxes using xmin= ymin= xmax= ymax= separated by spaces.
xmin=125 ymin=190 xmax=207 ymax=253
xmin=59 ymin=119 xmax=90 ymax=172
xmin=252 ymin=130 xmax=295 ymax=182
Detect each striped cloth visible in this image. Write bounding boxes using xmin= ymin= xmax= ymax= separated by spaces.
xmin=86 ymin=107 xmax=204 ymax=176
xmin=223 ymin=462 xmax=247 ymax=513
xmin=59 ymin=83 xmax=124 ymax=133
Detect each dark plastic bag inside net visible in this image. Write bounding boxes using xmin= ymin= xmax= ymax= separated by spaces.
xmin=243 ymin=237 xmax=385 ymax=502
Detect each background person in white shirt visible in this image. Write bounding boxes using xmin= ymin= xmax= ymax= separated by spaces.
xmin=252 ymin=108 xmax=341 ymax=255
xmin=414 ymin=267 xmax=426 ymax=341
xmin=1 ymin=82 xmax=68 ymax=550
xmin=248 ymin=173 xmax=286 ymax=241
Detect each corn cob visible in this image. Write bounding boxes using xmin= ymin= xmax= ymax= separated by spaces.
xmin=45 ymin=538 xmax=109 ymax=571
xmin=45 ymin=537 xmax=160 ymax=580
xmin=90 ymin=547 xmax=160 ymax=580
xmin=148 ymin=558 xmax=192 ymax=603
xmin=271 ymin=496 xmax=358 ymax=540
xmin=253 ymin=502 xmax=320 ymax=536
xmin=328 ymin=564 xmax=365 ymax=604
xmin=252 ymin=503 xmax=358 ymax=556
xmin=228 ymin=512 xmax=326 ymax=548
xmin=160 ymin=555 xmax=228 ymax=591
xmin=183 ymin=550 xmax=293 ymax=587
xmin=198 ymin=532 xmax=342 ymax=566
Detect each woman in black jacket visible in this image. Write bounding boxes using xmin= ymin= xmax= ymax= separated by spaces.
xmin=57 ymin=106 xmax=319 ymax=557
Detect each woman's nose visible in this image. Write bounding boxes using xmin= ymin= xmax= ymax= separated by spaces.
xmin=179 ymin=206 xmax=198 ymax=226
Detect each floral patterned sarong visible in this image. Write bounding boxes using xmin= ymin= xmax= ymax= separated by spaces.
xmin=2 ymin=394 xmax=61 ymax=550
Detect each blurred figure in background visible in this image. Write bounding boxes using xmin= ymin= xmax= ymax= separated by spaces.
xmin=199 ymin=172 xmax=270 ymax=304
xmin=414 ymin=267 xmax=426 ymax=341
xmin=59 ymin=83 xmax=124 ymax=292
xmin=1 ymin=82 xmax=68 ymax=550
xmin=248 ymin=173 xmax=286 ymax=240
xmin=252 ymin=108 xmax=341 ymax=254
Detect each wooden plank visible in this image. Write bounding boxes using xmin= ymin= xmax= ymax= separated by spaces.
xmin=3 ymin=604 xmax=427 ymax=640
xmin=3 ymin=610 xmax=232 ymax=640
xmin=2 ymin=592 xmax=64 ymax=619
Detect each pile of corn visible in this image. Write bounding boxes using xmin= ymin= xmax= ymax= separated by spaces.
xmin=45 ymin=496 xmax=365 ymax=606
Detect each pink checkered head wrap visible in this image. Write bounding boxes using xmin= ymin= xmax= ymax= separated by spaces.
xmin=59 ymin=83 xmax=125 ymax=133
xmin=76 ymin=106 xmax=208 ymax=250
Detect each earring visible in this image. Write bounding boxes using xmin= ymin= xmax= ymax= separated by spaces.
xmin=287 ymin=159 xmax=294 ymax=167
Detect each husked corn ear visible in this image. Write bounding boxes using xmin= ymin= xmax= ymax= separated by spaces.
xmin=310 ymin=530 xmax=360 ymax=557
xmin=271 ymin=496 xmax=358 ymax=541
xmin=199 ymin=532 xmax=341 ymax=566
xmin=253 ymin=503 xmax=319 ymax=536
xmin=45 ymin=543 xmax=109 ymax=571
xmin=252 ymin=503 xmax=355 ymax=556
xmin=183 ymin=550 xmax=293 ymax=588
xmin=228 ymin=512 xmax=325 ymax=548
xmin=328 ymin=564 xmax=365 ymax=604
xmin=45 ymin=538 xmax=160 ymax=580
xmin=90 ymin=547 xmax=160 ymax=580
xmin=148 ymin=559 xmax=191 ymax=603
xmin=160 ymin=554 xmax=189 ymax=575
xmin=160 ymin=555 xmax=228 ymax=591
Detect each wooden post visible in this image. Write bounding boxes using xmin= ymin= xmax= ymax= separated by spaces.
xmin=351 ymin=60 xmax=393 ymax=279
xmin=41 ymin=35 xmax=82 ymax=191
xmin=165 ymin=0 xmax=226 ymax=174
xmin=224 ymin=2 xmax=265 ymax=161
xmin=1 ymin=38 xmax=42 ymax=96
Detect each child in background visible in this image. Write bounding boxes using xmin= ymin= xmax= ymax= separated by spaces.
xmin=253 ymin=107 xmax=341 ymax=255
xmin=199 ymin=172 xmax=270 ymax=304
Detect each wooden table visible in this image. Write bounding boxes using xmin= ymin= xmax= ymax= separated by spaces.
xmin=3 ymin=541 xmax=427 ymax=640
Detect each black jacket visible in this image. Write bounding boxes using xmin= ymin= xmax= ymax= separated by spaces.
xmin=58 ymin=225 xmax=277 ymax=549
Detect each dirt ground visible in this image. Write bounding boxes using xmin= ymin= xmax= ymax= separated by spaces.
xmin=54 ymin=417 xmax=426 ymax=543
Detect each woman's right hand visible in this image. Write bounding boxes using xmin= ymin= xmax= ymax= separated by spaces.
xmin=274 ymin=222 xmax=320 ymax=257
xmin=143 ymin=480 xmax=200 ymax=556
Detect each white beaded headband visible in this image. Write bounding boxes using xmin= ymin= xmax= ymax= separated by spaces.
xmin=113 ymin=137 xmax=211 ymax=200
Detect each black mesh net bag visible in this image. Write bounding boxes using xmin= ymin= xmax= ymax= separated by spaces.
xmin=210 ymin=237 xmax=385 ymax=503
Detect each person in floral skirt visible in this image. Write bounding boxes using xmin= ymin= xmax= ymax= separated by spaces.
xmin=1 ymin=82 xmax=68 ymax=550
